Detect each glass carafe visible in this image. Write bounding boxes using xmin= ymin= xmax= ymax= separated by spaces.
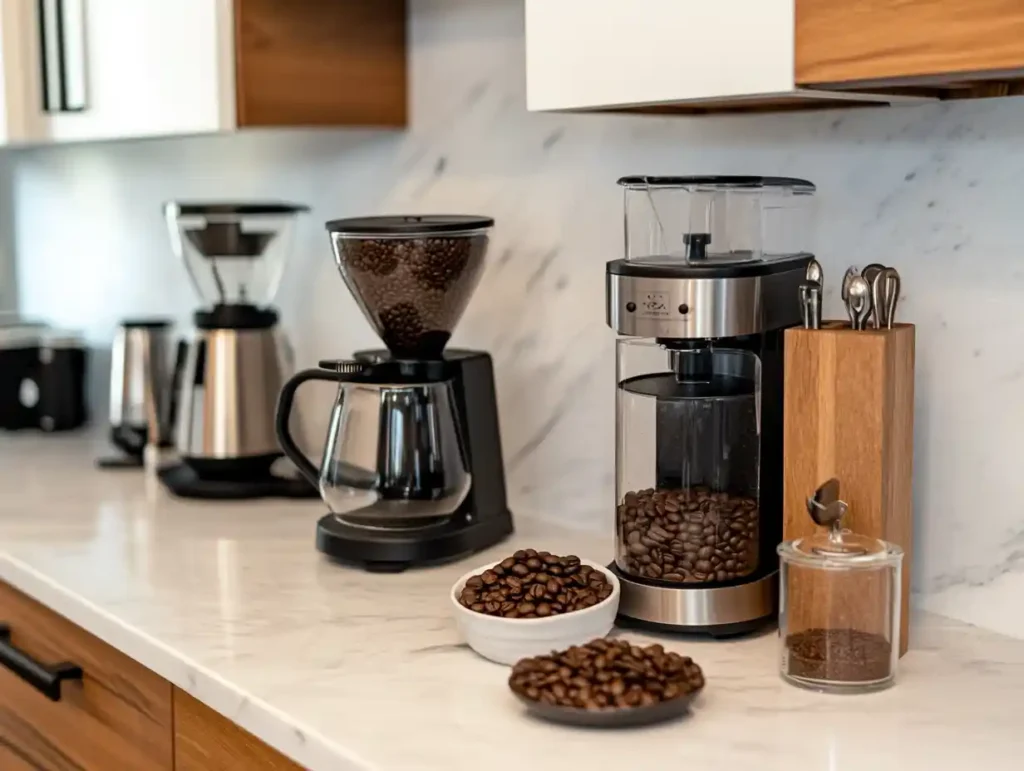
xmin=616 ymin=340 xmax=762 ymax=584
xmin=276 ymin=361 xmax=471 ymax=527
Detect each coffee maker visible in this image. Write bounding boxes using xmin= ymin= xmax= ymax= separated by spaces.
xmin=608 ymin=176 xmax=814 ymax=635
xmin=160 ymin=202 xmax=316 ymax=499
xmin=276 ymin=215 xmax=513 ymax=571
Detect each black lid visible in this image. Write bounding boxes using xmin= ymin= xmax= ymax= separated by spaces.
xmin=120 ymin=318 xmax=172 ymax=328
xmin=325 ymin=215 xmax=495 ymax=235
xmin=617 ymin=176 xmax=815 ymax=192
xmin=168 ymin=202 xmax=310 ymax=216
xmin=194 ymin=305 xmax=279 ymax=330
xmin=607 ymin=253 xmax=813 ymax=279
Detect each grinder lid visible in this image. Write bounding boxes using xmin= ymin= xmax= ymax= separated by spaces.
xmin=326 ymin=215 xmax=494 ymax=235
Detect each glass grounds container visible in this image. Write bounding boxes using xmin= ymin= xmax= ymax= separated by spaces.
xmin=616 ymin=341 xmax=762 ymax=583
xmin=608 ymin=176 xmax=814 ymax=633
xmin=778 ymin=524 xmax=903 ymax=693
xmin=165 ymin=202 xmax=309 ymax=310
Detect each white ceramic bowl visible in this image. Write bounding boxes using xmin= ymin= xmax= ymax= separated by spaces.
xmin=451 ymin=558 xmax=620 ymax=665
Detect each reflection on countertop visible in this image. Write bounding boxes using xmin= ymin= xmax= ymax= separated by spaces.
xmin=0 ymin=433 xmax=1023 ymax=770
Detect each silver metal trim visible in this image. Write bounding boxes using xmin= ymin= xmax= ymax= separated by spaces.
xmin=607 ymin=266 xmax=806 ymax=339
xmin=175 ymin=327 xmax=289 ymax=460
xmin=616 ymin=570 xmax=778 ymax=629
xmin=608 ymin=273 xmax=762 ymax=338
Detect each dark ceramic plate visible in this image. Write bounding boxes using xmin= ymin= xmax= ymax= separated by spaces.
xmin=512 ymin=687 xmax=702 ymax=728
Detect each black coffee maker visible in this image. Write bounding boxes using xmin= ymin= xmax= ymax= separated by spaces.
xmin=276 ymin=215 xmax=513 ymax=571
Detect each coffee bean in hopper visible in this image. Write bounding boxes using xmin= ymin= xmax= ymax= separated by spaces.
xmin=458 ymin=550 xmax=613 ymax=618
xmin=509 ymin=638 xmax=705 ymax=710
xmin=617 ymin=486 xmax=759 ymax=583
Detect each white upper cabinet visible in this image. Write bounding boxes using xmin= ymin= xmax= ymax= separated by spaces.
xmin=0 ymin=0 xmax=407 ymax=146
xmin=525 ymin=0 xmax=1024 ymax=114
xmin=526 ymin=0 xmax=808 ymax=112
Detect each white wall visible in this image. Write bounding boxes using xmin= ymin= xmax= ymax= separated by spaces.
xmin=9 ymin=0 xmax=1024 ymax=637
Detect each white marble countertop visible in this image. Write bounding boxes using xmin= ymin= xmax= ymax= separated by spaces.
xmin=1 ymin=433 xmax=1023 ymax=770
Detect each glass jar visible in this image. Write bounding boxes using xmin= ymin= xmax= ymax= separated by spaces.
xmin=615 ymin=338 xmax=762 ymax=585
xmin=778 ymin=529 xmax=903 ymax=693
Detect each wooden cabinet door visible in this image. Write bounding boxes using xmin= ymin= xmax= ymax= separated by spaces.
xmin=796 ymin=0 xmax=1024 ymax=86
xmin=174 ymin=689 xmax=305 ymax=771
xmin=0 ymin=581 xmax=173 ymax=770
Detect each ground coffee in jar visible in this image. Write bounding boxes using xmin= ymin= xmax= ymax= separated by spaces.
xmin=617 ymin=486 xmax=759 ymax=583
xmin=785 ymin=628 xmax=893 ymax=683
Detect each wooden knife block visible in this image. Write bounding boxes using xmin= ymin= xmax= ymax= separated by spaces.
xmin=782 ymin=322 xmax=915 ymax=656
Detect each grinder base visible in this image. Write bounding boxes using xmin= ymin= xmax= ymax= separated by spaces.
xmin=610 ymin=563 xmax=778 ymax=636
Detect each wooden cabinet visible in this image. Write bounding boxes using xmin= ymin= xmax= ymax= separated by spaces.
xmin=0 ymin=581 xmax=173 ymax=770
xmin=0 ymin=580 xmax=307 ymax=770
xmin=175 ymin=689 xmax=304 ymax=771
xmin=525 ymin=0 xmax=1024 ymax=113
xmin=0 ymin=0 xmax=406 ymax=146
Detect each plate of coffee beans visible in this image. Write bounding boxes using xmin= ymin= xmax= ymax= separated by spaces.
xmin=451 ymin=550 xmax=619 ymax=665
xmin=508 ymin=638 xmax=705 ymax=727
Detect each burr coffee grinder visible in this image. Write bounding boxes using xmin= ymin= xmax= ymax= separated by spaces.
xmin=609 ymin=176 xmax=814 ymax=635
xmin=275 ymin=215 xmax=513 ymax=571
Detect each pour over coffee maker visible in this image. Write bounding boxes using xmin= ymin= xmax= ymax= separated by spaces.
xmin=276 ymin=215 xmax=513 ymax=570
xmin=160 ymin=202 xmax=317 ymax=499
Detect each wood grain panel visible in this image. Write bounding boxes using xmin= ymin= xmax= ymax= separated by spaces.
xmin=782 ymin=324 xmax=915 ymax=656
xmin=175 ymin=688 xmax=305 ymax=771
xmin=0 ymin=581 xmax=173 ymax=770
xmin=234 ymin=0 xmax=407 ymax=128
xmin=796 ymin=0 xmax=1024 ymax=85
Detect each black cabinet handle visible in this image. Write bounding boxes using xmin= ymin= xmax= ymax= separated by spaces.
xmin=0 ymin=624 xmax=83 ymax=701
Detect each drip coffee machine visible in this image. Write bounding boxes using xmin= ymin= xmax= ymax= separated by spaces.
xmin=276 ymin=215 xmax=513 ymax=571
xmin=608 ymin=176 xmax=814 ymax=635
xmin=161 ymin=202 xmax=316 ymax=499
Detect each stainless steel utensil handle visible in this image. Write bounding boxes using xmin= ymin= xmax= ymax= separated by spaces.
xmin=870 ymin=271 xmax=885 ymax=330
xmin=808 ymin=283 xmax=822 ymax=330
xmin=884 ymin=269 xmax=901 ymax=329
xmin=800 ymin=283 xmax=812 ymax=329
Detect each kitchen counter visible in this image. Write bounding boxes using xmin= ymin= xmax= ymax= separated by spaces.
xmin=1 ymin=433 xmax=1023 ymax=770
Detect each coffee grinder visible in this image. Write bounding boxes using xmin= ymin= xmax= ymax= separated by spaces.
xmin=608 ymin=176 xmax=814 ymax=635
xmin=160 ymin=202 xmax=317 ymax=499
xmin=275 ymin=215 xmax=513 ymax=570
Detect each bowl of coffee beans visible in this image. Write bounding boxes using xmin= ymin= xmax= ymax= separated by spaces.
xmin=451 ymin=550 xmax=619 ymax=665
xmin=508 ymin=638 xmax=705 ymax=727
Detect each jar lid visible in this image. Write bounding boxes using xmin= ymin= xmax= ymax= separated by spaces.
xmin=325 ymin=215 xmax=494 ymax=235
xmin=778 ymin=531 xmax=903 ymax=570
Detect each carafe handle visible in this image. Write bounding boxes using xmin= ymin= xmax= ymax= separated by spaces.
xmin=275 ymin=368 xmax=353 ymax=488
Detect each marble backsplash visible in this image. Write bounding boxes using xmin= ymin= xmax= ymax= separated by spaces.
xmin=6 ymin=0 xmax=1024 ymax=637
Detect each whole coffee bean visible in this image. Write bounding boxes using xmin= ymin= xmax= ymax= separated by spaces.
xmin=526 ymin=557 xmax=543 ymax=570
xmin=510 ymin=639 xmax=705 ymax=710
xmin=460 ymin=552 xmax=614 ymax=618
xmin=619 ymin=487 xmax=759 ymax=585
